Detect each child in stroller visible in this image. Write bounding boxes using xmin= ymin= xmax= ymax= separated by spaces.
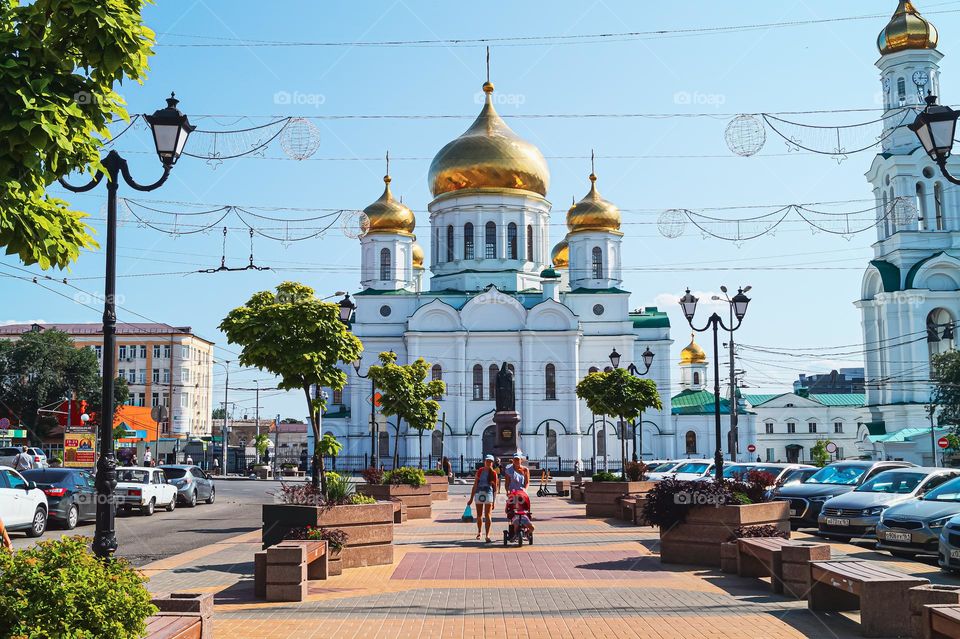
xmin=503 ymin=488 xmax=534 ymax=546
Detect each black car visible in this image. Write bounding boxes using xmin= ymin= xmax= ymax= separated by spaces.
xmin=772 ymin=460 xmax=915 ymax=530
xmin=159 ymin=465 xmax=215 ymax=506
xmin=22 ymin=468 xmax=96 ymax=529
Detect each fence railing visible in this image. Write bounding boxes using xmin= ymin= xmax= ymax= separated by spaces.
xmin=293 ymin=454 xmax=625 ymax=477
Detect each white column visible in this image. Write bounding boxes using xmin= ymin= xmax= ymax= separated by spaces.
xmin=570 ymin=333 xmax=583 ymax=466
xmin=457 ymin=333 xmax=468 ymax=454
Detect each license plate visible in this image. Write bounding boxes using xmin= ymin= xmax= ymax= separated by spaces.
xmin=826 ymin=517 xmax=850 ymax=527
xmin=790 ymin=509 xmax=799 ymax=517
xmin=951 ymin=549 xmax=960 ymax=559
xmin=885 ymin=531 xmax=912 ymax=543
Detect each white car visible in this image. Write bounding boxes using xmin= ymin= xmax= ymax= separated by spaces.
xmin=0 ymin=465 xmax=48 ymax=537
xmin=0 ymin=446 xmax=48 ymax=469
xmin=646 ymin=460 xmax=686 ymax=481
xmin=115 ymin=467 xmax=177 ymax=516
xmin=666 ymin=460 xmax=716 ymax=481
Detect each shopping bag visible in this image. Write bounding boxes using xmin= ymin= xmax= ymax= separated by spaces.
xmin=462 ymin=504 xmax=474 ymax=522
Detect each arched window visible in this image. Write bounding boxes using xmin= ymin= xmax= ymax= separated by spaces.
xmin=489 ymin=363 xmax=499 ymax=400
xmin=603 ymin=366 xmax=613 ymax=373
xmin=592 ymin=247 xmax=603 ymax=279
xmin=379 ymin=248 xmax=391 ymax=281
xmin=464 ymin=222 xmax=474 ymax=259
xmin=526 ymin=225 xmax=534 ymax=261
xmin=596 ymin=427 xmax=606 ymax=457
xmin=545 ymin=426 xmax=557 ymax=457
xmin=917 ymin=182 xmax=927 ymax=229
xmin=897 ymin=77 xmax=907 ymax=103
xmin=472 ymin=364 xmax=484 ymax=400
xmin=431 ymin=430 xmax=443 ymax=457
xmin=545 ymin=363 xmax=556 ymax=400
xmin=485 ymin=221 xmax=497 ymax=258
xmin=378 ymin=430 xmax=390 ymax=458
xmin=446 ymin=225 xmax=454 ymax=262
xmin=693 ymin=372 xmax=700 ymax=385
xmin=507 ymin=223 xmax=518 ymax=259
xmin=928 ymin=308 xmax=955 ymax=361
xmin=685 ymin=431 xmax=697 ymax=455
xmin=935 ymin=182 xmax=945 ymax=230
xmin=431 ymin=364 xmax=443 ymax=400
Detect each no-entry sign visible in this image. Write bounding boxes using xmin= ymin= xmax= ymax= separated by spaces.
xmin=747 ymin=444 xmax=756 ymax=453
xmin=939 ymin=437 xmax=950 ymax=449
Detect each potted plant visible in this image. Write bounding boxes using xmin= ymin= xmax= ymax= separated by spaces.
xmin=645 ymin=473 xmax=789 ymax=567
xmin=423 ymin=468 xmax=449 ymax=501
xmin=280 ymin=462 xmax=299 ymax=477
xmin=583 ymin=464 xmax=655 ymax=518
xmin=287 ymin=526 xmax=349 ymax=576
xmin=252 ymin=463 xmax=271 ymax=479
xmin=357 ymin=466 xmax=432 ymax=519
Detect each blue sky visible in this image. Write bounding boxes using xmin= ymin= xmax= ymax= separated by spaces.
xmin=4 ymin=0 xmax=957 ymax=420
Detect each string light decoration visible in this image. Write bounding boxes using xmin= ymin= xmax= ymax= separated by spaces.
xmin=341 ymin=209 xmax=371 ymax=239
xmin=182 ymin=118 xmax=290 ymax=167
xmin=759 ymin=109 xmax=914 ymax=161
xmin=724 ymin=115 xmax=767 ymax=157
xmin=656 ymin=209 xmax=689 ymax=239
xmin=279 ymin=117 xmax=322 ymax=160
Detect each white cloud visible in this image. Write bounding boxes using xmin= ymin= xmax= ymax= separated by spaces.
xmin=0 ymin=319 xmax=46 ymax=326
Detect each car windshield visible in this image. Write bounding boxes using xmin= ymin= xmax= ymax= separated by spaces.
xmin=650 ymin=462 xmax=679 ymax=473
xmin=21 ymin=469 xmax=71 ymax=485
xmin=675 ymin=462 xmax=709 ymax=474
xmin=722 ymin=465 xmax=752 ymax=478
xmin=805 ymin=465 xmax=867 ymax=486
xmin=0 ymin=447 xmax=20 ymax=456
xmin=855 ymin=471 xmax=924 ymax=494
xmin=162 ymin=468 xmax=187 ymax=479
xmin=922 ymin=477 xmax=960 ymax=502
xmin=117 ymin=469 xmax=149 ymax=484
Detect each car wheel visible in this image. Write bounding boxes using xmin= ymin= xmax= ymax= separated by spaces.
xmin=27 ymin=507 xmax=47 ymax=538
xmin=890 ymin=550 xmax=916 ymax=559
xmin=141 ymin=499 xmax=155 ymax=516
xmin=205 ymin=487 xmax=215 ymax=504
xmin=166 ymin=495 xmax=176 ymax=512
xmin=187 ymin=490 xmax=197 ymax=508
xmin=64 ymin=504 xmax=79 ymax=530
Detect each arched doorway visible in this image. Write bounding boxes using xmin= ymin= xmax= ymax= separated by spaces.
xmin=482 ymin=425 xmax=496 ymax=457
xmin=785 ymin=444 xmax=803 ymax=464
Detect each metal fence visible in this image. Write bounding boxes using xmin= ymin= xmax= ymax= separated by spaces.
xmin=294 ymin=454 xmax=624 ymax=477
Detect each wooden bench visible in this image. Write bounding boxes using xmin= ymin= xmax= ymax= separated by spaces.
xmin=808 ymin=560 xmax=929 ymax=637
xmin=255 ymin=540 xmax=328 ymax=602
xmin=145 ymin=615 xmax=201 ymax=639
xmin=148 ymin=592 xmax=213 ymax=639
xmin=737 ymin=537 xmax=795 ymax=593
xmin=555 ymin=480 xmax=570 ymax=497
xmin=924 ymin=604 xmax=960 ymax=639
xmin=619 ymin=496 xmax=638 ymax=522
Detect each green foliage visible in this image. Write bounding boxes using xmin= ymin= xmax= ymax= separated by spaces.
xmin=348 ymin=493 xmax=376 ymax=505
xmin=0 ymin=0 xmax=156 ymax=269
xmin=424 ymin=469 xmax=446 ymax=476
xmin=303 ymin=526 xmax=348 ymax=551
xmin=252 ymin=433 xmax=270 ymax=460
xmin=112 ymin=423 xmax=127 ymax=441
xmin=642 ymin=479 xmax=738 ymax=528
xmin=318 ymin=433 xmax=342 ymax=458
xmin=383 ymin=466 xmax=425 ymax=487
xmin=219 ymin=281 xmax=362 ymax=491
xmin=361 ymin=467 xmax=384 ymax=484
xmin=730 ymin=524 xmax=788 ymax=541
xmin=211 ymin=407 xmax=226 ymax=420
xmin=591 ymin=471 xmax=620 ymax=482
xmin=323 ymin=472 xmax=353 ymax=504
xmin=0 ymin=536 xmax=156 ymax=638
xmin=946 ymin=433 xmax=960 ymax=451
xmin=933 ymin=351 xmax=960 ymax=426
xmin=810 ymin=440 xmax=832 ymax=468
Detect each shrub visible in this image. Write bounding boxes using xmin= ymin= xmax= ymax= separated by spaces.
xmin=281 ymin=462 xmax=297 ymax=469
xmin=0 ymin=536 xmax=157 ymax=638
xmin=383 ymin=466 xmax=425 ymax=487
xmin=276 ymin=482 xmax=324 ymax=506
xmin=305 ymin=527 xmax=349 ymax=551
xmin=348 ymin=493 xmax=376 ymax=505
xmin=361 ymin=467 xmax=384 ymax=485
xmin=424 ymin=469 xmax=446 ymax=476
xmin=642 ymin=479 xmax=737 ymax=528
xmin=591 ymin=470 xmax=620 ymax=482
xmin=624 ymin=461 xmax=647 ymax=482
xmin=729 ymin=524 xmax=788 ymax=541
xmin=324 ymin=473 xmax=354 ymax=504
xmin=727 ymin=470 xmax=777 ymax=504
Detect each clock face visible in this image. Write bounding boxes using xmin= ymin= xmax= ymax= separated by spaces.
xmin=913 ymin=70 xmax=930 ymax=87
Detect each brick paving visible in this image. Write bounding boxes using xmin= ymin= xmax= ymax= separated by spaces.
xmin=141 ymin=486 xmax=960 ymax=638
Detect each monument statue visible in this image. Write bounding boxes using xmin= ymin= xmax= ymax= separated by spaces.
xmin=495 ymin=362 xmax=515 ymax=412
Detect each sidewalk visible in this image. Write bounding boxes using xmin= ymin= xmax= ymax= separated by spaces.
xmin=141 ymin=491 xmax=956 ymax=639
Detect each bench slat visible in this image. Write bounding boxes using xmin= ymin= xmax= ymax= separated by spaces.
xmin=811 ymin=561 xmax=926 ymax=584
xmin=145 ymin=616 xmax=201 ymax=639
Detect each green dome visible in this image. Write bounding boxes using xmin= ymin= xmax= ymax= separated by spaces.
xmin=540 ymin=267 xmax=561 ymax=279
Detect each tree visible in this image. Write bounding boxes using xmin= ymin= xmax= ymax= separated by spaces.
xmin=0 ymin=0 xmax=155 ymax=269
xmin=219 ymin=281 xmax=362 ymax=493
xmin=280 ymin=417 xmax=301 ymax=424
xmin=932 ymin=351 xmax=960 ymax=427
xmin=810 ymin=439 xmax=832 ymax=467
xmin=367 ymin=351 xmax=445 ymax=468
xmin=211 ymin=407 xmax=226 ymax=420
xmin=317 ymin=433 xmax=342 ymax=490
xmin=252 ymin=433 xmax=270 ymax=464
xmin=576 ymin=368 xmax=662 ymax=480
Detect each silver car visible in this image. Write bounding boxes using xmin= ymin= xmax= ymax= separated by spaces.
xmin=937 ymin=516 xmax=960 ymax=572
xmin=876 ymin=475 xmax=960 ymax=557
xmin=818 ymin=467 xmax=960 ymax=541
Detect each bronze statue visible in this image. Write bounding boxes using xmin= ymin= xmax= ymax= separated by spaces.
xmin=495 ymin=362 xmax=515 ymax=412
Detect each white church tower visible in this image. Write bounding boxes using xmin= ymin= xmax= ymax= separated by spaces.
xmin=359 ymin=163 xmax=418 ymax=292
xmin=678 ymin=334 xmax=708 ymax=391
xmin=566 ymin=156 xmax=624 ymax=291
xmin=857 ymin=1 xmax=959 ymax=451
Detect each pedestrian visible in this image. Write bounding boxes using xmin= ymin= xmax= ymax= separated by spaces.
xmin=0 ymin=514 xmax=11 ymax=551
xmin=13 ymin=446 xmax=33 ymax=472
xmin=467 ymin=455 xmax=499 ymax=543
xmin=186 ymin=454 xmax=194 ymax=465
xmin=212 ymin=457 xmax=220 ymax=474
xmin=143 ymin=447 xmax=152 ymax=467
xmin=502 ymin=454 xmax=530 ymax=494
xmin=441 ymin=456 xmax=453 ymax=484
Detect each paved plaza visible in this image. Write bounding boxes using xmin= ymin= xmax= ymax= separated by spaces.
xmin=139 ymin=486 xmax=960 ymax=638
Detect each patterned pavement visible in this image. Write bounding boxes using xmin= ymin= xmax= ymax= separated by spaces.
xmin=142 ymin=485 xmax=959 ymax=638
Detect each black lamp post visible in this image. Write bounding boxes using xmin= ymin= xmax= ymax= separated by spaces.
xmin=626 ymin=347 xmax=655 ymax=462
xmin=59 ymin=93 xmax=194 ymax=559
xmin=608 ymin=347 xmax=655 ymax=470
xmin=351 ymin=356 xmax=377 ymax=468
xmin=679 ymin=287 xmax=751 ymax=482
xmin=910 ymin=94 xmax=960 ymax=184
xmin=337 ymin=294 xmax=356 ymax=323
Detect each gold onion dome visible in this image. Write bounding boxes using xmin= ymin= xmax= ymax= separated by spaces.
xmin=412 ymin=241 xmax=425 ymax=270
xmin=878 ymin=1 xmax=938 ymax=55
xmin=566 ymin=171 xmax=621 ymax=234
xmin=363 ymin=174 xmax=415 ymax=236
xmin=428 ymin=81 xmax=550 ymax=197
xmin=551 ymin=236 xmax=569 ymax=269
xmin=680 ymin=334 xmax=707 ymax=364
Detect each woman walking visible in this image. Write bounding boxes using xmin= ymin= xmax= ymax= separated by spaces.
xmin=468 ymin=455 xmax=499 ymax=542
xmin=503 ymin=454 xmax=530 ymax=494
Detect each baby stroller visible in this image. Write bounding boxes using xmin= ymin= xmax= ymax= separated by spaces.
xmin=503 ymin=489 xmax=534 ymax=546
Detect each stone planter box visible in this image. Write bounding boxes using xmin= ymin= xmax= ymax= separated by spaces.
xmin=254 ymin=466 xmax=272 ymax=479
xmin=720 ymin=541 xmax=739 ymax=573
xmin=261 ymin=502 xmax=394 ymax=569
xmin=328 ymin=549 xmax=343 ymax=576
xmin=425 ymin=475 xmax=449 ymax=501
xmin=571 ymin=484 xmax=585 ymax=502
xmin=659 ymin=501 xmax=790 ymax=568
xmin=358 ymin=483 xmax=432 ymax=519
xmin=584 ymin=481 xmax=656 ymax=518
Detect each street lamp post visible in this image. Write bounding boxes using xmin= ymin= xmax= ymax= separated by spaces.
xmin=59 ymin=93 xmax=193 ymax=560
xmin=712 ymin=286 xmax=752 ymax=461
xmin=625 ymin=347 xmax=655 ymax=462
xmin=607 ymin=347 xmax=654 ymax=472
xmin=910 ymin=94 xmax=960 ymax=184
xmin=678 ymin=287 xmax=751 ymax=482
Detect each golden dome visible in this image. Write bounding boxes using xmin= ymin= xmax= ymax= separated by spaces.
xmin=428 ymin=82 xmax=550 ymax=198
xmin=412 ymin=241 xmax=425 ymax=270
xmin=551 ymin=236 xmax=569 ymax=269
xmin=363 ymin=174 xmax=415 ymax=236
xmin=878 ymin=1 xmax=938 ymax=55
xmin=566 ymin=171 xmax=621 ymax=234
xmin=680 ymin=334 xmax=707 ymax=364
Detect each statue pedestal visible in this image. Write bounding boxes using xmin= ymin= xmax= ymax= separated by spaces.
xmin=492 ymin=411 xmax=521 ymax=459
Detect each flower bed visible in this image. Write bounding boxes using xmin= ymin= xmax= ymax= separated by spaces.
xmin=357 ymin=467 xmax=432 ymax=519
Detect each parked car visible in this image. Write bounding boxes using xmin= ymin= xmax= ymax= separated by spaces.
xmin=876 ymin=475 xmax=960 ymax=558
xmin=664 ymin=460 xmax=715 ymax=481
xmin=159 ymin=464 xmax=216 ymax=507
xmin=0 ymin=446 xmax=47 ymax=469
xmin=0 ymin=465 xmax=48 ymax=537
xmin=777 ymin=467 xmax=819 ymax=488
xmin=938 ymin=515 xmax=960 ymax=572
xmin=115 ymin=467 xmax=177 ymax=516
xmin=645 ymin=460 xmax=685 ymax=480
xmin=817 ymin=467 xmax=960 ymax=541
xmin=772 ymin=460 xmax=915 ymax=529
xmin=22 ymin=468 xmax=97 ymax=529
xmin=698 ymin=463 xmax=814 ymax=486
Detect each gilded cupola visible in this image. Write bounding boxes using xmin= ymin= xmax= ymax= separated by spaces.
xmin=550 ymin=236 xmax=569 ymax=269
xmin=680 ymin=334 xmax=707 ymax=364
xmin=412 ymin=241 xmax=424 ymax=270
xmin=878 ymin=1 xmax=938 ymax=55
xmin=566 ymin=162 xmax=621 ymax=234
xmin=363 ymin=172 xmax=415 ymax=236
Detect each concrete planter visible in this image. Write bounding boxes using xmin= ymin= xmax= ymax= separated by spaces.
xmin=424 ymin=475 xmax=449 ymax=501
xmin=659 ymin=501 xmax=790 ymax=567
xmin=328 ymin=549 xmax=343 ymax=576
xmin=254 ymin=466 xmax=272 ymax=480
xmin=358 ymin=483 xmax=432 ymax=519
xmin=261 ymin=502 xmax=394 ymax=569
xmin=584 ymin=481 xmax=656 ymax=518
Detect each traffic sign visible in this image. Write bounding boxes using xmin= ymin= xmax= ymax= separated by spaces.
xmin=746 ymin=444 xmax=756 ymax=453
xmin=939 ymin=437 xmax=950 ymax=449
xmin=367 ymin=392 xmax=382 ymax=407
xmin=825 ymin=442 xmax=838 ymax=454
xmin=0 ymin=417 xmax=9 ymax=428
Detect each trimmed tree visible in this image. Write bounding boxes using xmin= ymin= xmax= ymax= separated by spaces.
xmin=932 ymin=350 xmax=960 ymax=427
xmin=576 ymin=367 xmax=662 ymax=479
xmin=367 ymin=352 xmax=445 ymax=468
xmin=810 ymin=439 xmax=832 ymax=467
xmin=219 ymin=281 xmax=362 ymax=492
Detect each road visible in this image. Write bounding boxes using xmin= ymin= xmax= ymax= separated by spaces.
xmin=10 ymin=480 xmax=281 ymax=566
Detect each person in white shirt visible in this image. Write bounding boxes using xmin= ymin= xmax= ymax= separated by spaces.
xmin=143 ymin=448 xmax=152 ymax=467
xmin=186 ymin=455 xmax=194 ymax=465
xmin=13 ymin=446 xmax=33 ymax=472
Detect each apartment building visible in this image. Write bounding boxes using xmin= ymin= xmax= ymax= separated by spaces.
xmin=0 ymin=322 xmax=215 ymax=438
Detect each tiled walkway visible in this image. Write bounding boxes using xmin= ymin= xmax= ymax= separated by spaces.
xmin=142 ymin=487 xmax=955 ymax=638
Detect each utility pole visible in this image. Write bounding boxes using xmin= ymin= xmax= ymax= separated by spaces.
xmin=929 ymin=403 xmax=939 ymax=467
xmin=255 ymin=379 xmax=260 ymax=464
xmin=222 ymin=361 xmax=229 ymax=474
xmin=274 ymin=413 xmax=280 ymax=478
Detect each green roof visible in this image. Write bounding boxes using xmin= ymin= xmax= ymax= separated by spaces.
xmin=540 ymin=267 xmax=561 ymax=279
xmin=904 ymin=251 xmax=960 ymax=289
xmin=870 ymin=260 xmax=901 ymax=293
xmin=869 ymin=426 xmax=948 ymax=444
xmin=742 ymin=393 xmax=783 ymax=406
xmin=865 ymin=421 xmax=886 ymax=436
xmin=671 ymin=389 xmax=733 ymax=415
xmin=630 ymin=307 xmax=670 ymax=329
xmin=742 ymin=392 xmax=864 ymax=407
